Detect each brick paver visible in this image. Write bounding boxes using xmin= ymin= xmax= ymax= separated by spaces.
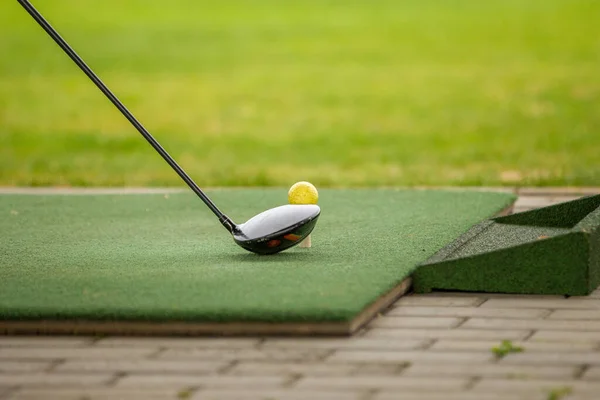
xmin=7 ymin=388 xmax=181 ymax=400
xmin=430 ymin=339 xmax=596 ymax=352
xmin=1 ymin=188 xmax=599 ymax=400
xmin=0 ymin=362 xmax=54 ymax=373
xmin=529 ymin=330 xmax=600 ymax=344
xmin=583 ymin=368 xmax=600 ymax=380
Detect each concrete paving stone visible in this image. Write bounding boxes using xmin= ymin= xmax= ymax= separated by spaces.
xmin=94 ymin=337 xmax=260 ymax=349
xmin=0 ymin=347 xmax=155 ymax=360
xmin=365 ymin=328 xmax=531 ymax=341
xmin=351 ymin=363 xmax=404 ymax=376
xmin=0 ymin=338 xmax=92 ymax=348
xmin=157 ymin=348 xmax=328 ymax=362
xmin=402 ymin=363 xmax=577 ymax=379
xmin=294 ymin=376 xmax=469 ymax=391
xmin=584 ymin=290 xmax=600 ymax=300
xmin=512 ymin=199 xmax=554 ymax=208
xmin=370 ymin=316 xmax=463 ymax=329
xmin=0 ymin=387 xmax=15 ymax=400
xmin=326 ymin=350 xmax=494 ymax=364
xmin=6 ymin=388 xmax=181 ymax=400
xmin=116 ymin=374 xmax=287 ymax=388
xmin=582 ymin=367 xmax=600 ymax=380
xmin=481 ymin=299 xmax=600 ymax=309
xmin=260 ymin=338 xmax=429 ymax=351
xmin=462 ymin=318 xmax=600 ymax=331
xmin=517 ymin=187 xmax=600 ymax=196
xmin=548 ymin=310 xmax=600 ymax=320
xmin=500 ymin=352 xmax=600 ymax=366
xmin=513 ymin=210 xmax=540 ymax=217
xmin=474 ymin=293 xmax=565 ymax=299
xmin=0 ymin=373 xmax=113 ymax=386
xmin=516 ymin=196 xmax=581 ymax=206
xmin=393 ymin=296 xmax=485 ymax=307
xmin=374 ymin=392 xmax=555 ymax=400
xmin=528 ymin=330 xmax=600 ymax=344
xmin=54 ymin=359 xmax=229 ymax=374
xmin=189 ymin=389 xmax=366 ymax=400
xmin=430 ymin=339 xmax=596 ymax=352
xmin=471 ymin=378 xmax=600 ymax=394
xmin=227 ymin=361 xmax=357 ymax=376
xmin=388 ymin=306 xmax=550 ymax=319
xmin=0 ymin=361 xmax=54 ymax=372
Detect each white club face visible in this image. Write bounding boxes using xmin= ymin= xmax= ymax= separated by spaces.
xmin=237 ymin=204 xmax=320 ymax=240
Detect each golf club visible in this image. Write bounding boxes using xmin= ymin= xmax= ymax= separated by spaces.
xmin=16 ymin=0 xmax=320 ymax=255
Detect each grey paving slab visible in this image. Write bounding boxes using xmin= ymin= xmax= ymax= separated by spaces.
xmin=373 ymin=393 xmax=563 ymax=400
xmin=401 ymin=363 xmax=578 ymax=379
xmin=0 ymin=373 xmax=114 ymax=387
xmin=430 ymin=339 xmax=596 ymax=352
xmin=94 ymin=337 xmax=260 ymax=349
xmin=0 ymin=347 xmax=156 ymax=360
xmin=115 ymin=374 xmax=288 ymax=388
xmin=0 ymin=338 xmax=93 ymax=348
xmin=582 ymin=367 xmax=600 ymax=380
xmin=529 ymin=330 xmax=600 ymax=344
xmin=53 ymin=359 xmax=229 ymax=374
xmin=157 ymin=348 xmax=330 ymax=362
xmin=388 ymin=306 xmax=550 ymax=319
xmin=363 ymin=327 xmax=533 ymax=340
xmin=294 ymin=376 xmax=470 ymax=391
xmin=471 ymin=378 xmax=600 ymax=394
xmin=0 ymin=387 xmax=15 ymax=400
xmin=260 ymin=338 xmax=429 ymax=351
xmin=189 ymin=389 xmax=367 ymax=400
xmin=0 ymin=361 xmax=55 ymax=373
xmin=6 ymin=388 xmax=181 ymax=400
xmin=499 ymin=352 xmax=600 ymax=366
xmin=326 ymin=350 xmax=495 ymax=364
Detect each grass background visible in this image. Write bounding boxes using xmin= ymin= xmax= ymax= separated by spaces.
xmin=1 ymin=0 xmax=599 ymax=187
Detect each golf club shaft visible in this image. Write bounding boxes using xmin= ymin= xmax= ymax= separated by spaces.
xmin=17 ymin=0 xmax=237 ymax=233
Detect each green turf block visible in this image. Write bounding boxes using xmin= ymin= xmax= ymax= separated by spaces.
xmin=0 ymin=189 xmax=515 ymax=334
xmin=413 ymin=194 xmax=600 ymax=296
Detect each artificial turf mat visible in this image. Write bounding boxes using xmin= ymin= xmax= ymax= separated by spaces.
xmin=413 ymin=194 xmax=600 ymax=296
xmin=0 ymin=188 xmax=515 ymax=335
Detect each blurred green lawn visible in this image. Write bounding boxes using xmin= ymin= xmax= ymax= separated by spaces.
xmin=1 ymin=0 xmax=599 ymax=187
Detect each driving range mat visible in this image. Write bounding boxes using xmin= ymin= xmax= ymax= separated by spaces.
xmin=0 ymin=188 xmax=515 ymax=336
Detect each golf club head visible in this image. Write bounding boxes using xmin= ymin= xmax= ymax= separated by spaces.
xmin=232 ymin=204 xmax=320 ymax=255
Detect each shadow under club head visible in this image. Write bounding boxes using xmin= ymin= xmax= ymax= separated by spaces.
xmin=232 ymin=204 xmax=321 ymax=255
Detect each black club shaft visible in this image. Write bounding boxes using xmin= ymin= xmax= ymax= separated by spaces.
xmin=16 ymin=0 xmax=237 ymax=233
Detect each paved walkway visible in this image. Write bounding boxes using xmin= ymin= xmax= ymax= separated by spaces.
xmin=1 ymin=188 xmax=599 ymax=400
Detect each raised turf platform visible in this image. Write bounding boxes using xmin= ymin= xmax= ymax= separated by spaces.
xmin=0 ymin=188 xmax=515 ymax=336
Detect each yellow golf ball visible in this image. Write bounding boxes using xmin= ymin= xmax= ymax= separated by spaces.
xmin=288 ymin=181 xmax=318 ymax=204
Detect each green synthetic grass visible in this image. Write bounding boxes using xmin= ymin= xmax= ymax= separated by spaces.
xmin=0 ymin=189 xmax=514 ymax=323
xmin=1 ymin=0 xmax=599 ymax=187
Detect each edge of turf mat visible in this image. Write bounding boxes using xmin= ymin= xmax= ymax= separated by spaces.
xmin=414 ymin=194 xmax=600 ymax=296
xmin=0 ymin=278 xmax=412 ymax=337
xmin=0 ymin=188 xmax=516 ymax=336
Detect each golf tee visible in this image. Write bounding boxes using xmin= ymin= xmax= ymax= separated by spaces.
xmin=300 ymin=234 xmax=312 ymax=248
